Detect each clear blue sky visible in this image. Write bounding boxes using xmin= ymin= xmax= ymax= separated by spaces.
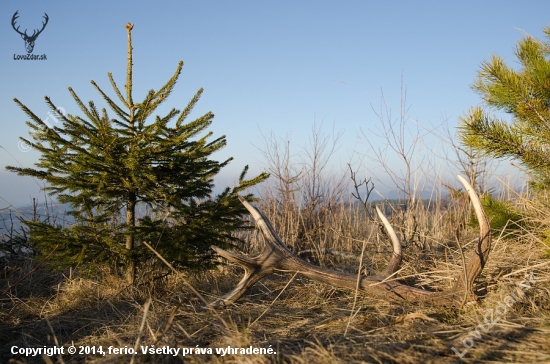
xmin=1 ymin=1 xmax=548 ymax=208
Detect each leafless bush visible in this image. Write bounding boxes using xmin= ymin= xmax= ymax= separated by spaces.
xmin=256 ymin=123 xmax=363 ymax=263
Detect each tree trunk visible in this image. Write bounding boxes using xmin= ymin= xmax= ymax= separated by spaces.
xmin=126 ymin=191 xmax=136 ymax=284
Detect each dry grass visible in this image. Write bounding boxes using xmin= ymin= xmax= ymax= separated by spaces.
xmin=2 ymin=187 xmax=550 ymax=363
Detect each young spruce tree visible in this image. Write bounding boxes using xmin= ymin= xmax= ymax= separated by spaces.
xmin=458 ymin=24 xmax=550 ymax=191
xmin=7 ymin=23 xmax=268 ymax=282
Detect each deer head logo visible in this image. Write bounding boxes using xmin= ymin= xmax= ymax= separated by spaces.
xmin=12 ymin=11 xmax=49 ymax=54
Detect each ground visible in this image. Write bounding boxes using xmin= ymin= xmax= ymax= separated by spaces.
xmin=2 ymin=232 xmax=549 ymax=363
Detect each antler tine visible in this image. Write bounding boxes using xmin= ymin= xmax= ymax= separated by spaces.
xmin=376 ymin=207 xmax=402 ymax=256
xmin=376 ymin=206 xmax=402 ymax=276
xmin=211 ymin=245 xmax=260 ymax=268
xmin=209 ymin=197 xmax=292 ymax=308
xmin=210 ymin=244 xmax=276 ymax=308
xmin=456 ymin=175 xmax=489 ymax=237
xmin=238 ymin=196 xmax=291 ymax=251
xmin=454 ymin=175 xmax=491 ymax=296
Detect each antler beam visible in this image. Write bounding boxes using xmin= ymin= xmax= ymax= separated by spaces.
xmin=212 ymin=175 xmax=490 ymax=308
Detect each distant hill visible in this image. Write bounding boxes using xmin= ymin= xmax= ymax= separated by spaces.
xmin=0 ymin=202 xmax=74 ymax=235
xmin=0 ymin=189 xmax=450 ymax=236
xmin=370 ymin=189 xmax=447 ymax=201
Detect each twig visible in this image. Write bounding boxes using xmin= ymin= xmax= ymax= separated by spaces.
xmin=250 ymin=272 xmax=298 ymax=327
xmin=131 ymin=298 xmax=151 ymax=364
xmin=45 ymin=316 xmax=65 ymax=364
xmin=345 ymin=230 xmax=371 ymax=337
xmin=153 ymin=302 xmax=184 ymax=345
xmin=142 ymin=241 xmax=230 ymax=331
xmin=348 ymin=163 xmax=375 ymax=220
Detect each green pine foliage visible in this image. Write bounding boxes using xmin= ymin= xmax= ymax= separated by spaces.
xmin=457 ymin=24 xmax=550 ymax=190
xmin=6 ymin=23 xmax=269 ymax=279
xmin=470 ymin=194 xmax=526 ymax=238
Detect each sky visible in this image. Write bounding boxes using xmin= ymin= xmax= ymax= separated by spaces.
xmin=1 ymin=1 xmax=549 ymax=208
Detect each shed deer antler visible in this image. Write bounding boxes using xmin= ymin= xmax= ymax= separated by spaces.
xmin=212 ymin=175 xmax=490 ymax=308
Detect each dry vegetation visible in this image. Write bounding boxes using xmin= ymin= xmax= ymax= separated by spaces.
xmin=2 ymin=121 xmax=550 ymax=363
xmin=2 ymin=175 xmax=550 ymax=364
